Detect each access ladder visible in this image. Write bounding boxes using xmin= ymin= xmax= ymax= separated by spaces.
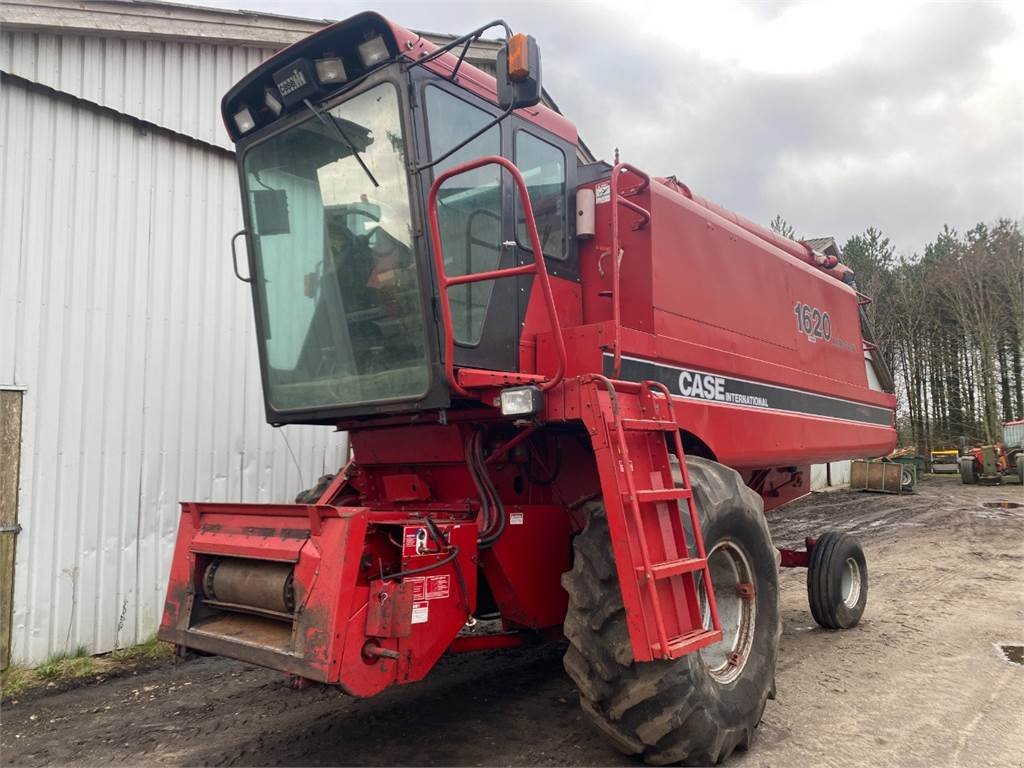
xmin=587 ymin=377 xmax=723 ymax=662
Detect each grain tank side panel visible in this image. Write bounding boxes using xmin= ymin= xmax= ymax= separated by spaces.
xmin=648 ymin=182 xmax=868 ymax=390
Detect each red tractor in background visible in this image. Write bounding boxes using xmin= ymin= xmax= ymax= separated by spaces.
xmin=959 ymin=420 xmax=1024 ymax=485
xmin=159 ymin=15 xmax=897 ymax=765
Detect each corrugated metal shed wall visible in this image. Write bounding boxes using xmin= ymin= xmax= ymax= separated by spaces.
xmin=0 ymin=29 xmax=262 ymax=149
xmin=0 ymin=30 xmax=347 ymax=664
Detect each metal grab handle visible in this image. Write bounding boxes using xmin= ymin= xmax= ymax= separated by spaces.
xmin=609 ymin=163 xmax=652 ymax=378
xmin=231 ymin=229 xmax=252 ymax=283
xmin=427 ymin=155 xmax=567 ymax=398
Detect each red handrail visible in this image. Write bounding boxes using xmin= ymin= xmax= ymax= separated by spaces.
xmin=426 ymin=155 xmax=567 ymax=398
xmin=609 ymin=163 xmax=652 ymax=378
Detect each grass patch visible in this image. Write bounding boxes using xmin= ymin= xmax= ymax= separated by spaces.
xmin=34 ymin=645 xmax=96 ymax=681
xmin=0 ymin=664 xmax=35 ymax=699
xmin=1 ymin=637 xmax=174 ymax=700
xmin=108 ymin=635 xmax=173 ymax=664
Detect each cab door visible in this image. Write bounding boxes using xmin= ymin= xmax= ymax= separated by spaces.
xmin=420 ymin=82 xmax=519 ymax=373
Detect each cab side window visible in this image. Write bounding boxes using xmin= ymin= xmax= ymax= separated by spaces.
xmin=515 ymin=132 xmax=566 ymax=260
xmin=425 ymin=86 xmax=502 ymax=344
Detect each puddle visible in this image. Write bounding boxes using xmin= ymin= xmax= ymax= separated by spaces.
xmin=995 ymin=642 xmax=1024 ymax=666
xmin=983 ymin=502 xmax=1022 ymax=510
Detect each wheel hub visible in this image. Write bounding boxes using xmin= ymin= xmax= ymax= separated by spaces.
xmin=698 ymin=540 xmax=756 ymax=684
xmin=841 ymin=557 xmax=862 ymax=609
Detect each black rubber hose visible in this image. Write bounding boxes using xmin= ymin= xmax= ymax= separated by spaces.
xmin=466 ymin=430 xmax=492 ymax=539
xmin=477 ymin=432 xmax=507 ymax=547
xmin=383 ymin=546 xmax=459 ymax=581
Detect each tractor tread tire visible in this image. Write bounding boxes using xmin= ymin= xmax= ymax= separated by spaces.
xmin=959 ymin=457 xmax=977 ymax=485
xmin=562 ymin=457 xmax=780 ymax=766
xmin=294 ymin=474 xmax=335 ymax=504
xmin=807 ymin=531 xmax=867 ymax=629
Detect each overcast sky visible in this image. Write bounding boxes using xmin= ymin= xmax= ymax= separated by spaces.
xmin=200 ymin=0 xmax=1022 ymax=255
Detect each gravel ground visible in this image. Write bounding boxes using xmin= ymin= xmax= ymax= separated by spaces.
xmin=2 ymin=476 xmax=1022 ymax=767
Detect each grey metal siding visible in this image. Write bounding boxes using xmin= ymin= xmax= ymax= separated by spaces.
xmin=0 ymin=31 xmax=346 ymax=664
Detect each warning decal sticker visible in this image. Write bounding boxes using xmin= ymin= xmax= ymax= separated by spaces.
xmin=411 ymin=602 xmax=429 ymax=624
xmin=408 ymin=574 xmax=450 ymax=601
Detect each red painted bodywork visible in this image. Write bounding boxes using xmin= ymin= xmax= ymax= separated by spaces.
xmin=162 ymin=11 xmax=897 ymax=696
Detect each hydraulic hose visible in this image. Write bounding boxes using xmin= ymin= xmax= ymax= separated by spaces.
xmin=476 ymin=430 xmax=507 ymax=548
xmin=465 ymin=428 xmax=507 ymax=548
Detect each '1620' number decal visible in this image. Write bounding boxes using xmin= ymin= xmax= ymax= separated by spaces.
xmin=793 ymin=302 xmax=832 ymax=342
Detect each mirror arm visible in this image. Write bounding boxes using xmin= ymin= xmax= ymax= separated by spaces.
xmin=406 ymin=20 xmax=512 ymax=75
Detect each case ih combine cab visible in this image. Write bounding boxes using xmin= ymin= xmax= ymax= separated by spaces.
xmin=159 ymin=14 xmax=896 ymax=764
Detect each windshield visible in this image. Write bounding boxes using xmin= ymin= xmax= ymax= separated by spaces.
xmin=243 ymin=82 xmax=429 ymax=412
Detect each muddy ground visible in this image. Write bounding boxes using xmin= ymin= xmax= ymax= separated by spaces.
xmin=3 ymin=476 xmax=1022 ymax=767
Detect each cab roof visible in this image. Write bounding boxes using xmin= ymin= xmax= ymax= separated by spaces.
xmin=221 ymin=11 xmax=578 ymax=148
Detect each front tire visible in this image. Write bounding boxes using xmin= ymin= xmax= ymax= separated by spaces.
xmin=561 ymin=457 xmax=779 ymax=765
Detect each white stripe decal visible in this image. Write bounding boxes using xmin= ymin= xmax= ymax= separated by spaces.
xmin=604 ymin=354 xmax=892 ymax=427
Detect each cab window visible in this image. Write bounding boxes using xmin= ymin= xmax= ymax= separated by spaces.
xmin=425 ymin=85 xmax=502 ymax=345
xmin=515 ymin=131 xmax=566 ymax=259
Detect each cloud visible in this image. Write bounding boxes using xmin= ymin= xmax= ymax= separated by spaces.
xmin=196 ymin=0 xmax=1023 ymax=253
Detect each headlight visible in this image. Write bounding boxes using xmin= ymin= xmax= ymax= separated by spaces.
xmin=499 ymin=386 xmax=543 ymax=417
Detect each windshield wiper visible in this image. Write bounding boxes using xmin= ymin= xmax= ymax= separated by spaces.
xmin=303 ymin=97 xmax=379 ymax=188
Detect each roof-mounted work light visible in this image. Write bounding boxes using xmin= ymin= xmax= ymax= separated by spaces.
xmin=233 ymin=105 xmax=256 ymax=134
xmin=358 ymin=33 xmax=390 ymax=67
xmin=315 ymin=56 xmax=348 ymax=85
xmin=263 ymin=86 xmax=283 ymax=116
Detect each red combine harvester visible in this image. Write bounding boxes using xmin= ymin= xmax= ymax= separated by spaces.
xmin=160 ymin=14 xmax=896 ymax=764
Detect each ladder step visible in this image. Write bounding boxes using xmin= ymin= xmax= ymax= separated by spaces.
xmin=619 ymin=418 xmax=678 ymax=432
xmin=627 ymin=487 xmax=692 ymax=503
xmin=641 ymin=557 xmax=706 ymax=580
xmin=651 ymin=628 xmax=723 ymax=659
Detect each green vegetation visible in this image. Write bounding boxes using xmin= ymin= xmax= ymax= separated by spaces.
xmin=0 ymin=664 xmax=34 ymax=699
xmin=34 ymin=645 xmax=96 ymax=681
xmin=109 ymin=634 xmax=174 ymax=664
xmin=1 ymin=636 xmax=174 ymax=700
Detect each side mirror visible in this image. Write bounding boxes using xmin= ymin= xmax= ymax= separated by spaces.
xmin=497 ymin=33 xmax=542 ymax=110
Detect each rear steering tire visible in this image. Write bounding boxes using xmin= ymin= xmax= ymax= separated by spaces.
xmin=899 ymin=465 xmax=914 ymax=493
xmin=807 ymin=531 xmax=867 ymax=629
xmin=561 ymin=457 xmax=779 ymax=765
xmin=294 ymin=474 xmax=335 ymax=504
